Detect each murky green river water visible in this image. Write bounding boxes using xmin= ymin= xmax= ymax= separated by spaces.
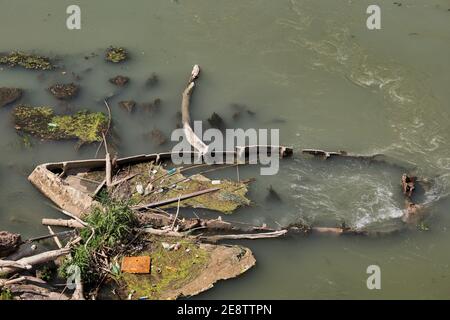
xmin=1 ymin=0 xmax=450 ymax=299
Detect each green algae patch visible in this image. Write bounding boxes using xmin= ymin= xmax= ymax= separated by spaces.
xmin=105 ymin=46 xmax=128 ymax=63
xmin=119 ymin=238 xmax=209 ymax=300
xmin=116 ymin=162 xmax=251 ymax=214
xmin=13 ymin=105 xmax=107 ymax=144
xmin=0 ymin=51 xmax=55 ymax=70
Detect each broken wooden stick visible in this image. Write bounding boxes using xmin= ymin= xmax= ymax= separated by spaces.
xmin=103 ymin=132 xmax=112 ymax=188
xmin=140 ymin=227 xmax=191 ymax=238
xmin=181 ymin=65 xmax=208 ymax=154
xmin=42 ymin=218 xmax=84 ymax=229
xmin=47 ymin=226 xmax=63 ymax=249
xmin=132 ymin=187 xmax=220 ymax=211
xmin=200 ymin=230 xmax=288 ymax=242
xmin=0 ymin=248 xmax=70 ymax=275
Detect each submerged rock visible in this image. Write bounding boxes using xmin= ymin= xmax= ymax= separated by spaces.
xmin=207 ymin=112 xmax=226 ymax=131
xmin=109 ymin=75 xmax=129 ymax=87
xmin=230 ymin=103 xmax=255 ymax=120
xmin=119 ymin=100 xmax=136 ymax=113
xmin=12 ymin=105 xmax=107 ymax=144
xmin=141 ymin=98 xmax=162 ymax=113
xmin=0 ymin=51 xmax=55 ymax=70
xmin=146 ymin=73 xmax=159 ymax=87
xmin=48 ymin=83 xmax=79 ymax=100
xmin=105 ymin=46 xmax=128 ymax=63
xmin=266 ymin=185 xmax=282 ymax=202
xmin=148 ymin=128 xmax=167 ymax=146
xmin=0 ymin=88 xmax=22 ymax=107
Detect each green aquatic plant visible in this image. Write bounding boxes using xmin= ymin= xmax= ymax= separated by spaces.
xmin=59 ymin=197 xmax=136 ymax=283
xmin=13 ymin=105 xmax=107 ymax=144
xmin=105 ymin=46 xmax=128 ymax=63
xmin=0 ymin=288 xmax=13 ymax=300
xmin=0 ymin=51 xmax=54 ymax=70
xmin=417 ymin=221 xmax=430 ymax=231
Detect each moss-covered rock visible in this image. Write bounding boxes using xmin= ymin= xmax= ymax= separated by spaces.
xmin=105 ymin=47 xmax=128 ymax=63
xmin=0 ymin=88 xmax=22 ymax=107
xmin=118 ymin=238 xmax=255 ymax=300
xmin=48 ymin=83 xmax=79 ymax=100
xmin=13 ymin=105 xmax=107 ymax=143
xmin=0 ymin=51 xmax=54 ymax=70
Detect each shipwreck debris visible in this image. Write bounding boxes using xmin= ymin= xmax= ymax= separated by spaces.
xmin=119 ymin=239 xmax=255 ymax=300
xmin=0 ymin=88 xmax=22 ymax=108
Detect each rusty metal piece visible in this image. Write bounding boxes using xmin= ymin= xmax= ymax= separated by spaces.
xmin=121 ymin=256 xmax=151 ymax=274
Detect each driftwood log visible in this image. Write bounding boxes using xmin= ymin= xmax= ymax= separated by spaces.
xmin=181 ymin=65 xmax=208 ymax=154
xmin=0 ymin=248 xmax=69 ymax=275
xmin=42 ymin=218 xmax=84 ymax=229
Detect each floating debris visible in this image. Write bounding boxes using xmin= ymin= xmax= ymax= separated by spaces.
xmin=0 ymin=51 xmax=55 ymax=70
xmin=48 ymin=83 xmax=79 ymax=100
xmin=121 ymin=256 xmax=151 ymax=274
xmin=13 ymin=105 xmax=107 ymax=143
xmin=0 ymin=88 xmax=22 ymax=108
xmin=105 ymin=46 xmax=128 ymax=63
xmin=119 ymin=100 xmax=136 ymax=113
xmin=109 ymin=75 xmax=129 ymax=87
xmin=119 ymin=239 xmax=255 ymax=300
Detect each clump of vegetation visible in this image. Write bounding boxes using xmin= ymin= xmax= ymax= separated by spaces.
xmin=13 ymin=105 xmax=107 ymax=144
xmin=417 ymin=221 xmax=430 ymax=231
xmin=105 ymin=46 xmax=128 ymax=63
xmin=48 ymin=83 xmax=79 ymax=100
xmin=0 ymin=288 xmax=13 ymax=300
xmin=59 ymin=195 xmax=137 ymax=284
xmin=0 ymin=51 xmax=54 ymax=70
xmin=36 ymin=265 xmax=53 ymax=282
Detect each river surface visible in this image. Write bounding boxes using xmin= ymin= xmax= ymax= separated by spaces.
xmin=1 ymin=0 xmax=450 ymax=299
